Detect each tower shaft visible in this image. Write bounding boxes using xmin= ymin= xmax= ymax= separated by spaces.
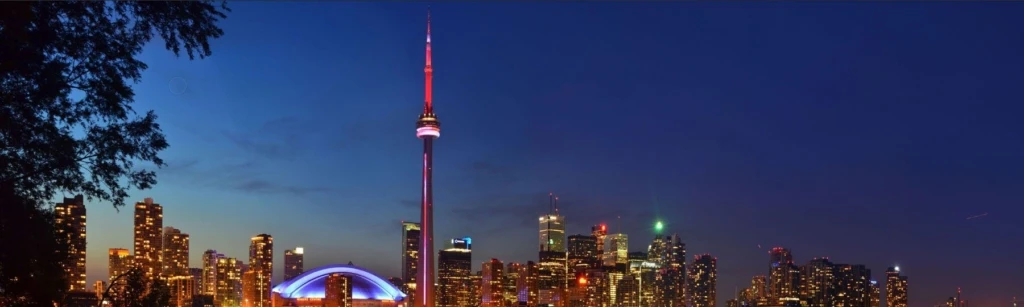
xmin=415 ymin=8 xmax=440 ymax=307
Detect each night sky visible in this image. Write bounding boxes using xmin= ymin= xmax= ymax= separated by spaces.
xmin=74 ymin=2 xmax=1024 ymax=306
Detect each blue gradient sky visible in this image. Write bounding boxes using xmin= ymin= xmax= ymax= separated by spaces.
xmin=72 ymin=2 xmax=1024 ymax=306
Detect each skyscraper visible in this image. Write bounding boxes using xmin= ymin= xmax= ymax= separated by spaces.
xmin=55 ymin=195 xmax=87 ymax=292
xmin=242 ymin=270 xmax=256 ymax=307
xmin=162 ymin=226 xmax=190 ymax=277
xmin=767 ymin=247 xmax=797 ymax=302
xmin=133 ymin=198 xmax=163 ymax=281
xmin=403 ymin=221 xmax=421 ymax=304
xmin=591 ymin=224 xmax=607 ymax=260
xmin=325 ymin=273 xmax=353 ymax=307
xmin=833 ymin=264 xmax=872 ymax=307
xmin=538 ymin=194 xmax=566 ymax=253
xmin=688 ymin=254 xmax=716 ymax=307
xmin=518 ymin=261 xmax=539 ymax=306
xmin=602 ymin=234 xmax=628 ymax=268
xmin=799 ymin=258 xmax=835 ymax=307
xmin=168 ymin=275 xmax=196 ymax=307
xmin=215 ymin=257 xmax=242 ymax=307
xmin=107 ymin=248 xmax=132 ymax=296
xmin=505 ymin=262 xmax=523 ymax=306
xmin=567 ymin=234 xmax=598 ymax=272
xmin=616 ymin=274 xmax=640 ymax=307
xmin=284 ymin=247 xmax=304 ymax=281
xmin=886 ymin=267 xmax=908 ymax=307
xmin=414 ymin=8 xmax=441 ymax=307
xmin=202 ymin=250 xmax=222 ymax=295
xmin=438 ymin=237 xmax=472 ymax=307
xmin=482 ymin=259 xmax=505 ymax=307
xmin=649 ymin=234 xmax=686 ymax=307
xmin=249 ymin=234 xmax=273 ymax=307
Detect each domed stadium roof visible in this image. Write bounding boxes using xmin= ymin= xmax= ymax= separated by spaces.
xmin=272 ymin=264 xmax=406 ymax=301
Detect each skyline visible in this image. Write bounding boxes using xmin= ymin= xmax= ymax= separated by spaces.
xmin=64 ymin=2 xmax=1022 ymax=307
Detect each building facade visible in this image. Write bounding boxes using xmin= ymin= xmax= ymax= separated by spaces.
xmin=689 ymin=254 xmax=716 ymax=307
xmin=202 ymin=250 xmax=222 ymax=295
xmin=285 ymin=247 xmax=305 ymax=281
xmin=885 ymin=267 xmax=908 ymax=307
xmin=249 ymin=234 xmax=274 ymax=307
xmin=55 ymin=195 xmax=87 ymax=292
xmin=402 ymin=221 xmax=421 ymax=306
xmin=481 ymin=259 xmax=505 ymax=307
xmin=133 ymin=198 xmax=163 ymax=281
xmin=215 ymin=257 xmax=242 ymax=307
xmin=438 ymin=238 xmax=473 ymax=307
xmin=162 ymin=226 xmax=190 ymax=277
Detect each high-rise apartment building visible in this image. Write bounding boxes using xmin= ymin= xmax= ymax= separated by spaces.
xmin=800 ymin=258 xmax=835 ymax=307
xmin=616 ymin=274 xmax=640 ymax=307
xmin=133 ymin=198 xmax=163 ymax=281
xmin=688 ymin=254 xmax=716 ymax=307
xmin=201 ymin=250 xmax=222 ymax=295
xmin=583 ymin=268 xmax=610 ymax=307
xmin=481 ymin=259 xmax=505 ymax=307
xmin=94 ymin=280 xmax=105 ymax=299
xmin=284 ymin=247 xmax=304 ymax=281
xmin=162 ymin=226 xmax=190 ymax=277
xmin=168 ymin=275 xmax=196 ymax=307
xmin=870 ymin=280 xmax=881 ymax=307
xmin=567 ymin=234 xmax=598 ymax=272
xmin=768 ymin=247 xmax=798 ymax=302
xmin=190 ymin=268 xmax=203 ymax=291
xmin=650 ymin=234 xmax=686 ymax=307
xmin=886 ymin=267 xmax=908 ymax=307
xmin=55 ymin=195 xmax=87 ymax=292
xmin=215 ymin=257 xmax=242 ymax=307
xmin=833 ymin=264 xmax=873 ymax=307
xmin=242 ymin=270 xmax=256 ymax=307
xmin=108 ymin=248 xmax=132 ymax=281
xmin=438 ymin=237 xmax=472 ymax=307
xmin=740 ymin=275 xmax=767 ymax=305
xmin=402 ymin=221 xmax=421 ymax=305
xmin=325 ymin=273 xmax=353 ymax=307
xmin=249 ymin=234 xmax=273 ymax=307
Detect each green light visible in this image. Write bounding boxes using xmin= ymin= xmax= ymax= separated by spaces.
xmin=655 ymin=221 xmax=664 ymax=231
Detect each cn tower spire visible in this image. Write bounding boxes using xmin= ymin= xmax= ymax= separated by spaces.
xmin=424 ymin=7 xmax=433 ymax=113
xmin=415 ymin=7 xmax=440 ymax=307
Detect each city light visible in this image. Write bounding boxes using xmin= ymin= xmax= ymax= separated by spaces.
xmin=655 ymin=221 xmax=664 ymax=232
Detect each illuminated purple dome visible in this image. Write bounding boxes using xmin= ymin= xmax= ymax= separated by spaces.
xmin=272 ymin=264 xmax=406 ymax=301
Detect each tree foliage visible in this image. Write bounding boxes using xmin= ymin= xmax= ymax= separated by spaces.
xmin=98 ymin=267 xmax=170 ymax=307
xmin=0 ymin=0 xmax=229 ymax=209
xmin=0 ymin=184 xmax=68 ymax=306
xmin=0 ymin=1 xmax=228 ymax=305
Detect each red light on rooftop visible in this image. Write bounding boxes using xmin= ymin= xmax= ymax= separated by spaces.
xmin=601 ymin=224 xmax=606 ymax=231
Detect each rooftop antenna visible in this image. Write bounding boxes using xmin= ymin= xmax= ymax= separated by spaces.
xmin=617 ymin=215 xmax=622 ymax=234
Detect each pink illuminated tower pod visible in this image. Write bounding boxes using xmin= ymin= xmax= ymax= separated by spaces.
xmin=415 ymin=8 xmax=440 ymax=307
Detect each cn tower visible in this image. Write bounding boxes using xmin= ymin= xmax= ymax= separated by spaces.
xmin=415 ymin=8 xmax=439 ymax=307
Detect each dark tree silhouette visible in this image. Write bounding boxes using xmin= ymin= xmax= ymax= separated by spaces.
xmin=0 ymin=1 xmax=229 ymax=305
xmin=97 ymin=267 xmax=170 ymax=307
